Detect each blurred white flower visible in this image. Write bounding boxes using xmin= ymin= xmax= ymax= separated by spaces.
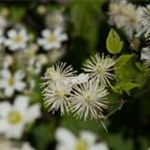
xmin=0 ymin=69 xmax=26 ymax=97
xmin=138 ymin=5 xmax=150 ymax=37
xmin=83 ymin=53 xmax=116 ymax=87
xmin=5 ymin=28 xmax=29 ymax=51
xmin=45 ymin=11 xmax=64 ymax=29
xmin=20 ymin=142 xmax=35 ymax=150
xmin=38 ymin=28 xmax=68 ymax=50
xmin=0 ymin=95 xmax=41 ymax=139
xmin=55 ymin=128 xmax=109 ymax=150
xmin=70 ymin=79 xmax=108 ymax=120
xmin=108 ymin=1 xmax=141 ymax=38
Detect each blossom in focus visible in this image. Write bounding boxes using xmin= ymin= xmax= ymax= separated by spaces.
xmin=83 ymin=53 xmax=116 ymax=87
xmin=5 ymin=28 xmax=29 ymax=51
xmin=0 ymin=95 xmax=41 ymax=139
xmin=42 ymin=62 xmax=89 ymax=115
xmin=0 ymin=69 xmax=26 ymax=97
xmin=38 ymin=28 xmax=68 ymax=50
xmin=70 ymin=79 xmax=108 ymax=120
xmin=55 ymin=128 xmax=109 ymax=150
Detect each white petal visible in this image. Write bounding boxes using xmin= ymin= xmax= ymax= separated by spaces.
xmin=0 ymin=101 xmax=11 ymax=117
xmin=21 ymin=142 xmax=35 ymax=150
xmin=55 ymin=128 xmax=76 ymax=147
xmin=5 ymin=124 xmax=24 ymax=139
xmin=0 ymin=69 xmax=11 ymax=79
xmin=7 ymin=30 xmax=17 ymax=38
xmin=37 ymin=38 xmax=46 ymax=46
xmin=80 ymin=131 xmax=97 ymax=144
xmin=25 ymin=104 xmax=41 ymax=123
xmin=42 ymin=29 xmax=51 ymax=38
xmin=5 ymin=86 xmax=14 ymax=97
xmin=54 ymin=27 xmax=63 ymax=36
xmin=14 ymin=95 xmax=29 ymax=112
xmin=0 ymin=120 xmax=8 ymax=133
xmin=57 ymin=34 xmax=68 ymax=42
xmin=15 ymin=81 xmax=26 ymax=91
xmin=14 ymin=70 xmax=25 ymax=80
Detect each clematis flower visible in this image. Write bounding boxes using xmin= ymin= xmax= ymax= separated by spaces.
xmin=0 ymin=69 xmax=26 ymax=97
xmin=38 ymin=28 xmax=68 ymax=50
xmin=5 ymin=28 xmax=29 ymax=51
xmin=0 ymin=95 xmax=41 ymax=139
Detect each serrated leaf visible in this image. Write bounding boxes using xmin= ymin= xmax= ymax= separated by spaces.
xmin=106 ymin=28 xmax=123 ymax=54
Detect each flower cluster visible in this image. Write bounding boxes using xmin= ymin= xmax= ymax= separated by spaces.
xmin=108 ymin=1 xmax=150 ymax=38
xmin=42 ymin=53 xmax=117 ymax=121
xmin=0 ymin=6 xmax=68 ymax=150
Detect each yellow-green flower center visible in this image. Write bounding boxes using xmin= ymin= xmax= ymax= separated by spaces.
xmin=8 ymin=76 xmax=14 ymax=85
xmin=96 ymin=64 xmax=105 ymax=75
xmin=13 ymin=35 xmax=22 ymax=43
xmin=7 ymin=110 xmax=22 ymax=125
xmin=48 ymin=35 xmax=56 ymax=42
xmin=76 ymin=140 xmax=87 ymax=150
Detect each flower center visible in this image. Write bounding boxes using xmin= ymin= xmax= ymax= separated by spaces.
xmin=55 ymin=89 xmax=66 ymax=98
xmin=84 ymin=93 xmax=92 ymax=101
xmin=13 ymin=35 xmax=22 ymax=43
xmin=76 ymin=140 xmax=87 ymax=150
xmin=7 ymin=110 xmax=22 ymax=125
xmin=48 ymin=35 xmax=56 ymax=42
xmin=8 ymin=76 xmax=14 ymax=85
xmin=96 ymin=65 xmax=105 ymax=75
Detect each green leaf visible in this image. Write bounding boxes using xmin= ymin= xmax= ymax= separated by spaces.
xmin=113 ymin=81 xmax=139 ymax=95
xmin=116 ymin=54 xmax=133 ymax=66
xmin=106 ymin=28 xmax=123 ymax=54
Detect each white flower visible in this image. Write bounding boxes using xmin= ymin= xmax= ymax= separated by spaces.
xmin=45 ymin=11 xmax=64 ymax=29
xmin=137 ymin=5 xmax=150 ymax=37
xmin=70 ymin=79 xmax=108 ymax=120
xmin=5 ymin=28 xmax=29 ymax=51
xmin=83 ymin=53 xmax=116 ymax=87
xmin=55 ymin=128 xmax=109 ymax=150
xmin=141 ymin=47 xmax=150 ymax=69
xmin=42 ymin=62 xmax=76 ymax=86
xmin=0 ymin=69 xmax=26 ymax=97
xmin=43 ymin=81 xmax=72 ymax=115
xmin=42 ymin=63 xmax=89 ymax=115
xmin=0 ymin=95 xmax=41 ymax=139
xmin=108 ymin=1 xmax=141 ymax=38
xmin=21 ymin=142 xmax=35 ymax=150
xmin=38 ymin=28 xmax=68 ymax=50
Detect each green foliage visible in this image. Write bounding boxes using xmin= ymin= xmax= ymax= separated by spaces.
xmin=106 ymin=28 xmax=123 ymax=54
xmin=9 ymin=6 xmax=26 ymax=22
xmin=68 ymin=0 xmax=105 ymax=54
xmin=107 ymin=133 xmax=134 ymax=150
